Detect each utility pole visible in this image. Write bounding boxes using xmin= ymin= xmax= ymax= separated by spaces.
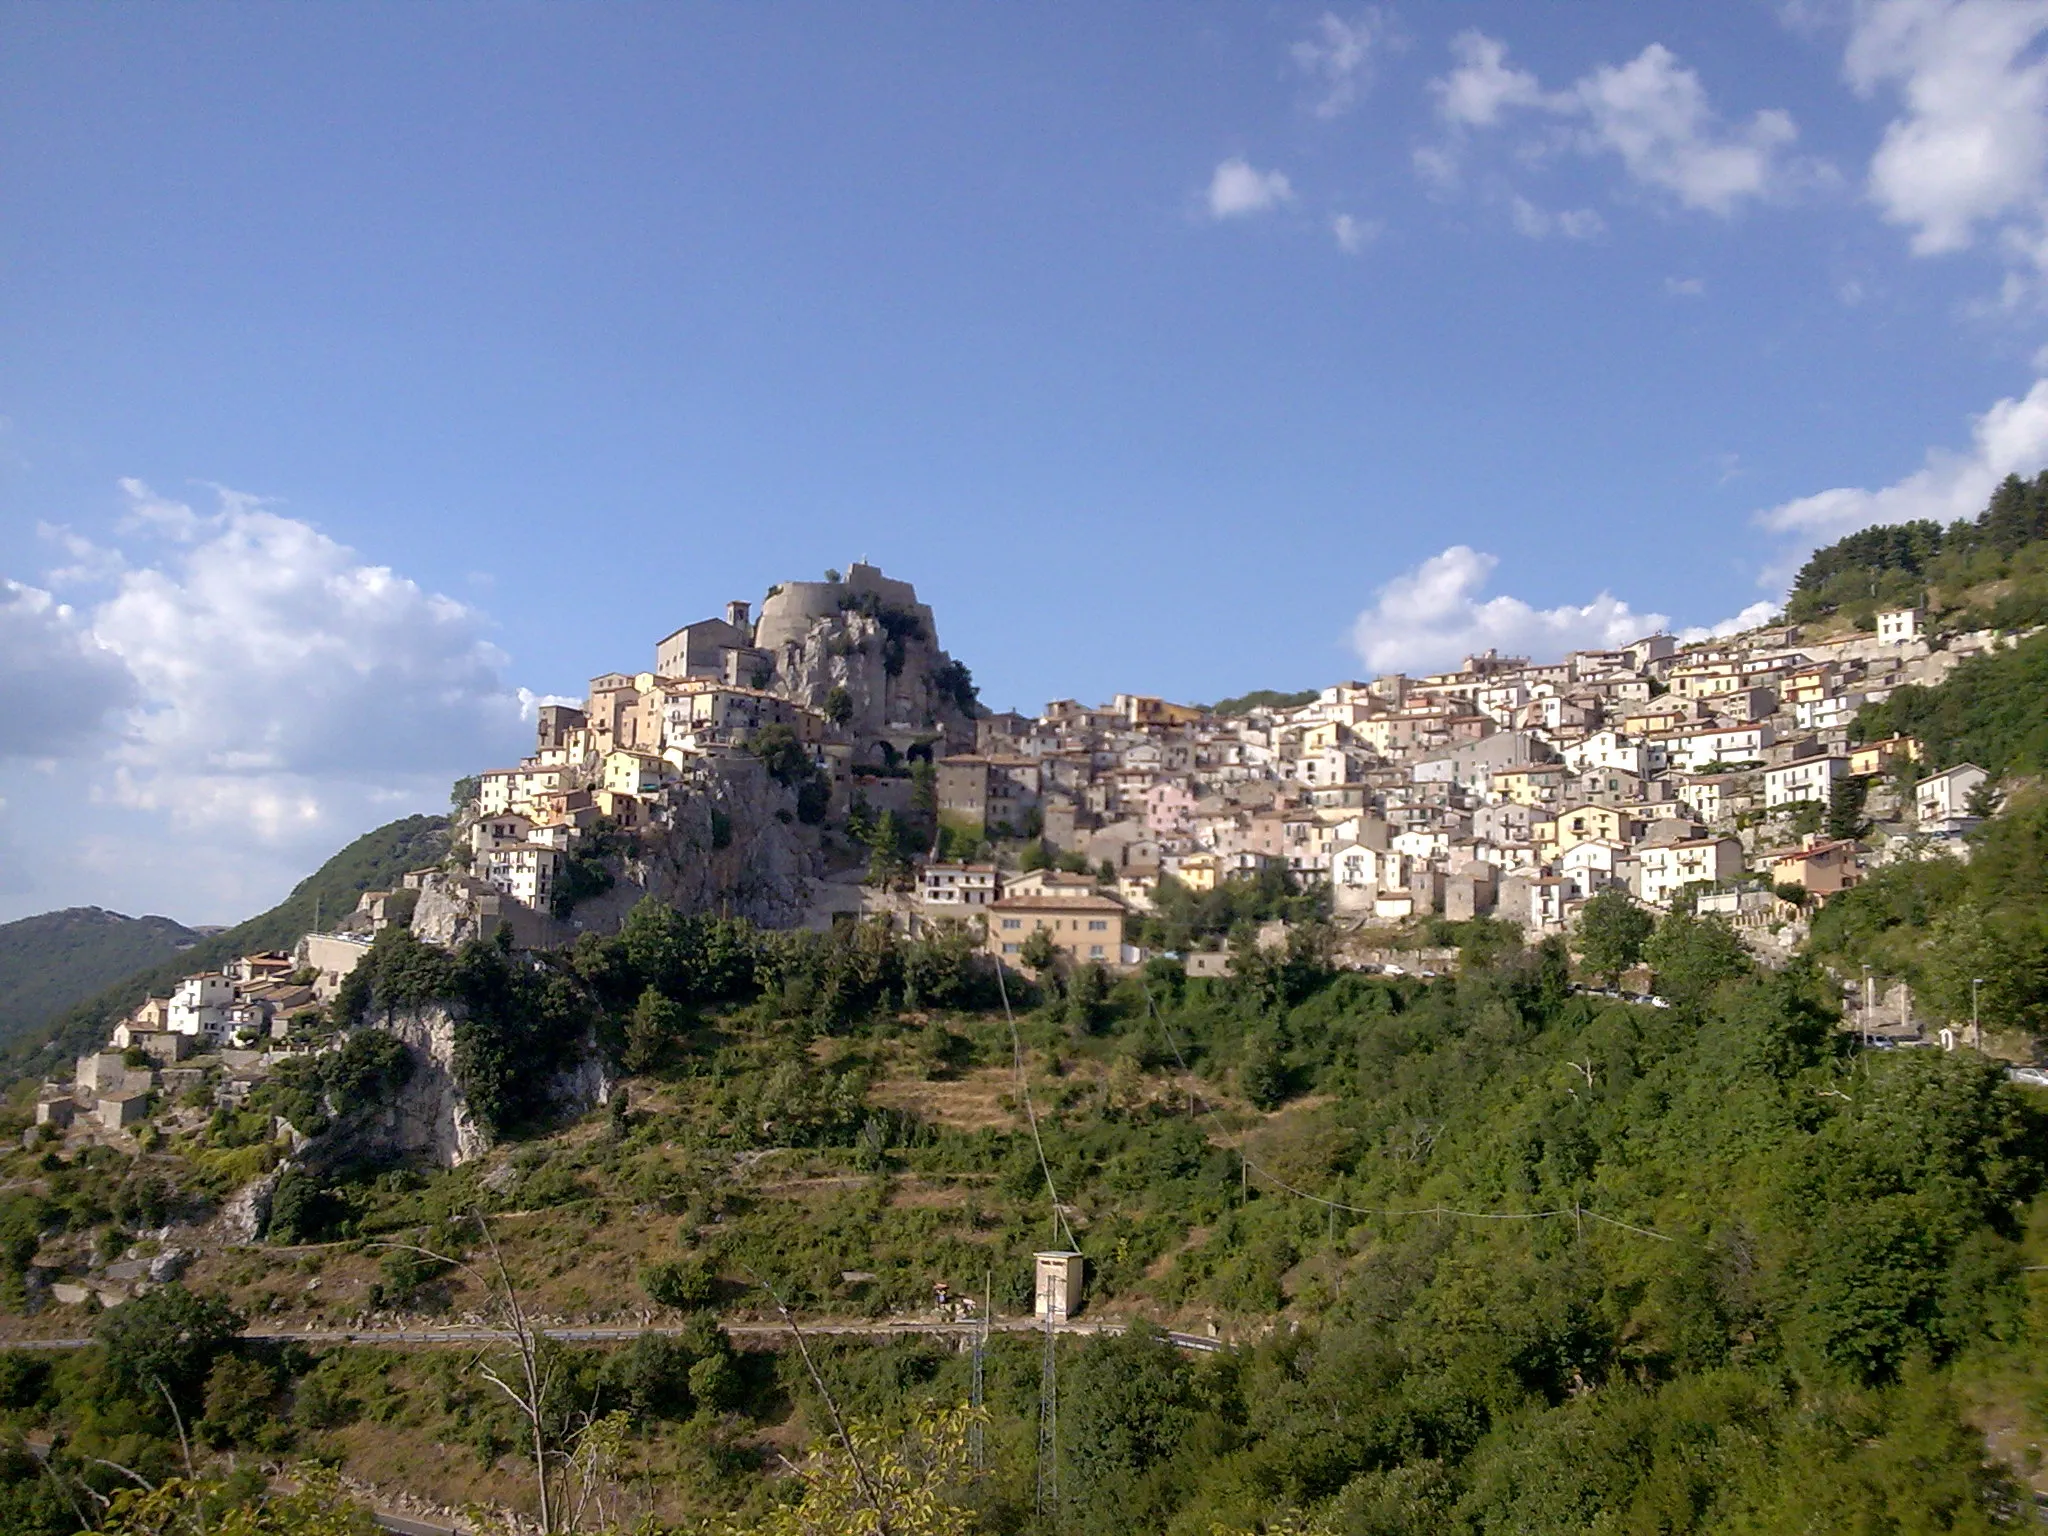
xmin=1861 ymin=964 xmax=1872 ymax=1048
xmin=1972 ymin=976 xmax=1984 ymax=1049
xmin=969 ymin=1269 xmax=988 ymax=1470
xmin=1036 ymin=1315 xmax=1059 ymax=1521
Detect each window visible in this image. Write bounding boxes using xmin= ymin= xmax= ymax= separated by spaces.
xmin=1087 ymin=919 xmax=1107 ymax=932
xmin=1003 ymin=943 xmax=1019 ymax=955
xmin=1000 ymin=918 xmax=1021 ymax=931
xmin=1090 ymin=945 xmax=1104 ymax=957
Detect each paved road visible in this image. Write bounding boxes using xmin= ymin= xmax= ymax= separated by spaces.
xmin=0 ymin=1318 xmax=1225 ymax=1354
xmin=372 ymin=1515 xmax=455 ymax=1536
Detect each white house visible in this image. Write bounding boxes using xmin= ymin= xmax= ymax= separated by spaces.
xmin=1764 ymin=754 xmax=1851 ymax=809
xmin=1876 ymin=607 xmax=1924 ymax=645
xmin=921 ymin=862 xmax=998 ymax=909
xmin=483 ymin=844 xmax=563 ymax=909
xmin=1637 ymin=835 xmax=1746 ymax=908
xmin=1915 ymin=763 xmax=1989 ymax=835
xmin=1558 ymin=839 xmax=1628 ymax=899
xmin=1665 ymin=724 xmax=1775 ymax=773
xmin=1562 ymin=730 xmax=1651 ymax=777
xmin=1330 ymin=843 xmax=1410 ymax=911
xmin=1794 ymin=693 xmax=1867 ymax=733
xmin=166 ymin=973 xmax=235 ymax=1039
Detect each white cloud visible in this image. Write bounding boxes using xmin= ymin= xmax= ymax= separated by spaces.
xmin=1433 ymin=31 xmax=1559 ymax=128
xmin=1510 ymin=196 xmax=1605 ymax=239
xmin=1331 ymin=212 xmax=1380 ymax=253
xmin=1421 ymin=33 xmax=1824 ymax=218
xmin=1666 ymin=275 xmax=1708 ymax=296
xmin=1678 ymin=601 xmax=1782 ymax=643
xmin=88 ymin=481 xmax=525 ymax=794
xmin=0 ymin=581 xmax=135 ymax=758
xmin=1573 ymin=44 xmax=1806 ymax=215
xmin=1207 ymin=158 xmax=1296 ymax=219
xmin=1846 ymin=0 xmax=2048 ymax=263
xmin=1292 ymin=10 xmax=1389 ymax=119
xmin=0 ymin=481 xmax=532 ymax=921
xmin=1350 ymin=546 xmax=1671 ymax=675
xmin=1755 ymin=377 xmax=2048 ymax=547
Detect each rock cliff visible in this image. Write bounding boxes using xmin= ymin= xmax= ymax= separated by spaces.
xmin=414 ymin=755 xmax=818 ymax=948
xmin=349 ymin=1004 xmax=492 ymax=1168
xmin=754 ymin=564 xmax=977 ymax=758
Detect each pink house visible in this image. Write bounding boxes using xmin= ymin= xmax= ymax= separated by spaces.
xmin=1143 ymin=779 xmax=1198 ymax=838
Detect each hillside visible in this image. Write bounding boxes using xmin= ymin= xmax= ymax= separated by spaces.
xmin=0 ymin=912 xmax=2041 ymax=1532
xmin=6 ymin=814 xmax=449 ymax=1080
xmin=0 ymin=908 xmax=201 ymax=1049
xmin=1855 ymin=627 xmax=2048 ymax=777
xmin=1786 ymin=469 xmax=2048 ymax=632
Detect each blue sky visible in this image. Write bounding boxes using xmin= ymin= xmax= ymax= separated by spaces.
xmin=7 ymin=0 xmax=2048 ymax=922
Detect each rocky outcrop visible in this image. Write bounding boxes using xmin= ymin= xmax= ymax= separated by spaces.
xmin=215 ymin=1163 xmax=284 ymax=1245
xmin=414 ymin=755 xmax=819 ymax=945
xmin=754 ymin=564 xmax=976 ymax=757
xmin=356 ymin=1005 xmax=491 ymax=1168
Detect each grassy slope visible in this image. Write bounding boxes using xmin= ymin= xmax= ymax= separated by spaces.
xmin=5 ymin=814 xmax=449 ymax=1083
xmin=0 ymin=908 xmax=202 ymax=1048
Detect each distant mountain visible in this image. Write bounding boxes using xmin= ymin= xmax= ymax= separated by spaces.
xmin=0 ymin=908 xmax=203 ymax=1048
xmin=6 ymin=814 xmax=450 ymax=1080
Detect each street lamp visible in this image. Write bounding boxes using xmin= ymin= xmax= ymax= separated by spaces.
xmin=1971 ymin=976 xmax=1984 ymax=1049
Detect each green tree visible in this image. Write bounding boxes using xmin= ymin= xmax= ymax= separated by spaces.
xmin=823 ymin=684 xmax=853 ymax=725
xmin=1827 ymin=775 xmax=1871 ymax=842
xmin=625 ymin=985 xmax=689 ymax=1074
xmin=199 ymin=1354 xmax=280 ymax=1448
xmin=1645 ymin=910 xmax=1752 ymax=1014
xmin=1061 ymin=1327 xmax=1197 ymax=1536
xmin=867 ymin=810 xmax=911 ymax=886
xmin=1066 ymin=961 xmax=1109 ymax=1035
xmin=95 ymin=1283 xmax=244 ymax=1412
xmin=641 ymin=1255 xmax=718 ymax=1311
xmin=1575 ymin=889 xmax=1654 ymax=987
xmin=1019 ymin=926 xmax=1059 ymax=974
xmin=752 ymin=723 xmax=814 ymax=788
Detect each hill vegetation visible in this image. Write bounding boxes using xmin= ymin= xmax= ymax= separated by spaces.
xmin=1856 ymin=627 xmax=2048 ymax=777
xmin=0 ymin=890 xmax=2042 ymax=1531
xmin=1786 ymin=469 xmax=2048 ymax=631
xmin=4 ymin=815 xmax=448 ymax=1080
xmin=1208 ymin=688 xmax=1320 ymax=716
xmin=0 ymin=909 xmax=200 ymax=1050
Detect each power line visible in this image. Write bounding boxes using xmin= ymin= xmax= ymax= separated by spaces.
xmin=995 ymin=961 xmax=1078 ymax=1252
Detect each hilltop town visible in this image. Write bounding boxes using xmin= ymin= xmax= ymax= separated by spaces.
xmin=40 ymin=562 xmax=2014 ymax=1156
xmin=424 ymin=567 xmax=1992 ymax=988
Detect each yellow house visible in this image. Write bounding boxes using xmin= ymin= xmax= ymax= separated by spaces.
xmin=1172 ymin=852 xmax=1222 ymax=893
xmin=1496 ymin=765 xmax=1568 ymax=807
xmin=601 ymin=749 xmax=670 ymax=798
xmin=1849 ymin=736 xmax=1923 ymax=777
xmin=1538 ymin=802 xmax=1634 ymax=859
xmin=987 ymin=895 xmax=1127 ymax=967
xmin=1299 ymin=719 xmax=1346 ymax=752
xmin=1781 ymin=665 xmax=1839 ymax=705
